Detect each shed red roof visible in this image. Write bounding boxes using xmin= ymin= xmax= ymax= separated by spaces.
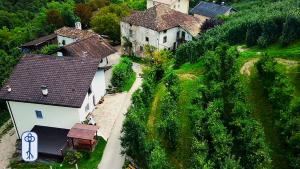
xmin=67 ymin=123 xmax=99 ymax=140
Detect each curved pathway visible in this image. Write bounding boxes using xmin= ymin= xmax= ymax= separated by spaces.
xmin=98 ymin=63 xmax=142 ymax=169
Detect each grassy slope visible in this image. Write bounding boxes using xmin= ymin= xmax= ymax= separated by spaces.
xmin=239 ymin=42 xmax=300 ymax=169
xmin=147 ymin=62 xmax=202 ymax=168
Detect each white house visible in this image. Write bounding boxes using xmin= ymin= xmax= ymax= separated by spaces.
xmin=121 ymin=4 xmax=204 ymax=55
xmin=0 ymin=54 xmax=109 ymax=139
xmin=54 ymin=23 xmax=98 ymax=47
xmin=147 ymin=0 xmax=189 ymax=14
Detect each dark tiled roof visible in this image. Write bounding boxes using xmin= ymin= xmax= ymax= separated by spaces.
xmin=190 ymin=1 xmax=235 ymax=18
xmin=122 ymin=4 xmax=203 ymax=37
xmin=0 ymin=55 xmax=99 ymax=108
xmin=60 ymin=35 xmax=116 ymax=61
xmin=21 ymin=34 xmax=57 ymax=47
xmin=55 ymin=27 xmax=97 ymax=40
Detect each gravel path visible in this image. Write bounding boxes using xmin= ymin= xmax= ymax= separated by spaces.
xmin=98 ymin=63 xmax=142 ymax=169
xmin=0 ymin=121 xmax=16 ymax=169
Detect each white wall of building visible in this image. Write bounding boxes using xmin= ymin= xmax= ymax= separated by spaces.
xmin=146 ymin=0 xmax=189 ymax=14
xmin=7 ymin=101 xmax=80 ymax=138
xmin=57 ymin=35 xmax=76 ymax=46
xmin=7 ymin=69 xmax=106 ymax=139
xmin=121 ymin=22 xmax=193 ymax=55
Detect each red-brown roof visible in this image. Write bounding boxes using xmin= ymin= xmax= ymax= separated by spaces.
xmin=60 ymin=35 xmax=116 ymax=61
xmin=122 ymin=4 xmax=204 ymax=36
xmin=55 ymin=27 xmax=97 ymax=40
xmin=0 ymin=55 xmax=99 ymax=108
xmin=21 ymin=34 xmax=57 ymax=47
xmin=67 ymin=123 xmax=99 ymax=140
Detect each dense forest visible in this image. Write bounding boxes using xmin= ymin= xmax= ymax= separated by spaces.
xmin=121 ymin=0 xmax=300 ymax=168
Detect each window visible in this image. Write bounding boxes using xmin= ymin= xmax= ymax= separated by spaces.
xmin=140 ymin=46 xmax=143 ymax=51
xmin=182 ymin=31 xmax=186 ymax=39
xmin=62 ymin=40 xmax=66 ymax=45
xmin=145 ymin=37 xmax=149 ymax=42
xmin=35 ymin=110 xmax=43 ymax=119
xmin=100 ymin=58 xmax=103 ymax=63
xmin=85 ymin=104 xmax=89 ymax=112
xmin=88 ymin=87 xmax=92 ymax=95
xmin=129 ymin=30 xmax=133 ymax=37
xmin=163 ymin=36 xmax=167 ymax=43
xmin=163 ymin=30 xmax=167 ymax=33
xmin=176 ymin=31 xmax=180 ymax=39
xmin=178 ymin=4 xmax=180 ymax=8
xmin=178 ymin=0 xmax=180 ymax=2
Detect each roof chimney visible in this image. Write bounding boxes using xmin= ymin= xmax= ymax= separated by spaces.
xmin=6 ymin=85 xmax=11 ymax=92
xmin=75 ymin=22 xmax=82 ymax=30
xmin=41 ymin=85 xmax=48 ymax=96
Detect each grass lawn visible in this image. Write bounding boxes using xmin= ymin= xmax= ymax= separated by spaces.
xmin=121 ymin=72 xmax=136 ymax=92
xmin=10 ymin=137 xmax=106 ymax=169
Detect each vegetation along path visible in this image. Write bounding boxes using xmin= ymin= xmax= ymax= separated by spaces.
xmin=241 ymin=58 xmax=299 ymax=169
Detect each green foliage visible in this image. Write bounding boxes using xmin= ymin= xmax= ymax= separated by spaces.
xmin=256 ymin=55 xmax=294 ymax=110
xmin=63 ymin=151 xmax=83 ymax=165
xmin=91 ymin=4 xmax=130 ymax=42
xmin=175 ymin=0 xmax=300 ymax=66
xmin=39 ymin=44 xmax=58 ymax=55
xmin=111 ymin=57 xmax=134 ymax=92
xmin=148 ymin=145 xmax=171 ymax=169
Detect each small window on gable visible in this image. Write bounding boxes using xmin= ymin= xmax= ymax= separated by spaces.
xmin=35 ymin=110 xmax=43 ymax=119
xmin=129 ymin=30 xmax=133 ymax=37
xmin=62 ymin=40 xmax=66 ymax=45
xmin=100 ymin=58 xmax=103 ymax=63
xmin=145 ymin=37 xmax=149 ymax=42
xmin=163 ymin=30 xmax=167 ymax=33
xmin=163 ymin=36 xmax=167 ymax=43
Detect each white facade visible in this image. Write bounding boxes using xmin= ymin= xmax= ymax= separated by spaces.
xmin=57 ymin=35 xmax=76 ymax=47
xmin=147 ymin=0 xmax=189 ymax=14
xmin=121 ymin=22 xmax=193 ymax=55
xmin=7 ymin=70 xmax=106 ymax=139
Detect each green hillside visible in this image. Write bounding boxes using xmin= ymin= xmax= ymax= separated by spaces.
xmin=121 ymin=0 xmax=300 ymax=168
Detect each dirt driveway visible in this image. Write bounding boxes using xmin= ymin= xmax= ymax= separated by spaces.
xmin=0 ymin=121 xmax=17 ymax=169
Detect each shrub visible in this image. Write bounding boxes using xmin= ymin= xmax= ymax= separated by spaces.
xmin=148 ymin=145 xmax=171 ymax=169
xmin=63 ymin=151 xmax=83 ymax=165
xmin=40 ymin=44 xmax=58 ymax=55
xmin=245 ymin=22 xmax=262 ymax=47
xmin=111 ymin=57 xmax=134 ymax=92
xmin=158 ymin=113 xmax=179 ymax=149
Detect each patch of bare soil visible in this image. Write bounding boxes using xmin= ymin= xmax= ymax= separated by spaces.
xmin=240 ymin=58 xmax=259 ymax=76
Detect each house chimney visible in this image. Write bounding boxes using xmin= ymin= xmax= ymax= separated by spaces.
xmin=75 ymin=22 xmax=82 ymax=30
xmin=6 ymin=85 xmax=11 ymax=92
xmin=83 ymin=51 xmax=88 ymax=57
xmin=41 ymin=85 xmax=48 ymax=96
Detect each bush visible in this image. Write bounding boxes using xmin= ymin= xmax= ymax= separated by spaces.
xmin=40 ymin=44 xmax=58 ymax=55
xmin=111 ymin=57 xmax=134 ymax=92
xmin=63 ymin=151 xmax=83 ymax=165
xmin=257 ymin=36 xmax=269 ymax=48
xmin=148 ymin=145 xmax=171 ymax=169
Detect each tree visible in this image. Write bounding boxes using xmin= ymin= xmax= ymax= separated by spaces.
xmin=46 ymin=9 xmax=64 ymax=28
xmin=88 ymin=0 xmax=110 ymax=11
xmin=75 ymin=4 xmax=93 ymax=28
xmin=201 ymin=18 xmax=224 ymax=33
xmin=280 ymin=16 xmax=300 ymax=46
xmin=91 ymin=4 xmax=130 ymax=42
xmin=246 ymin=22 xmax=262 ymax=47
xmin=148 ymin=145 xmax=171 ymax=169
